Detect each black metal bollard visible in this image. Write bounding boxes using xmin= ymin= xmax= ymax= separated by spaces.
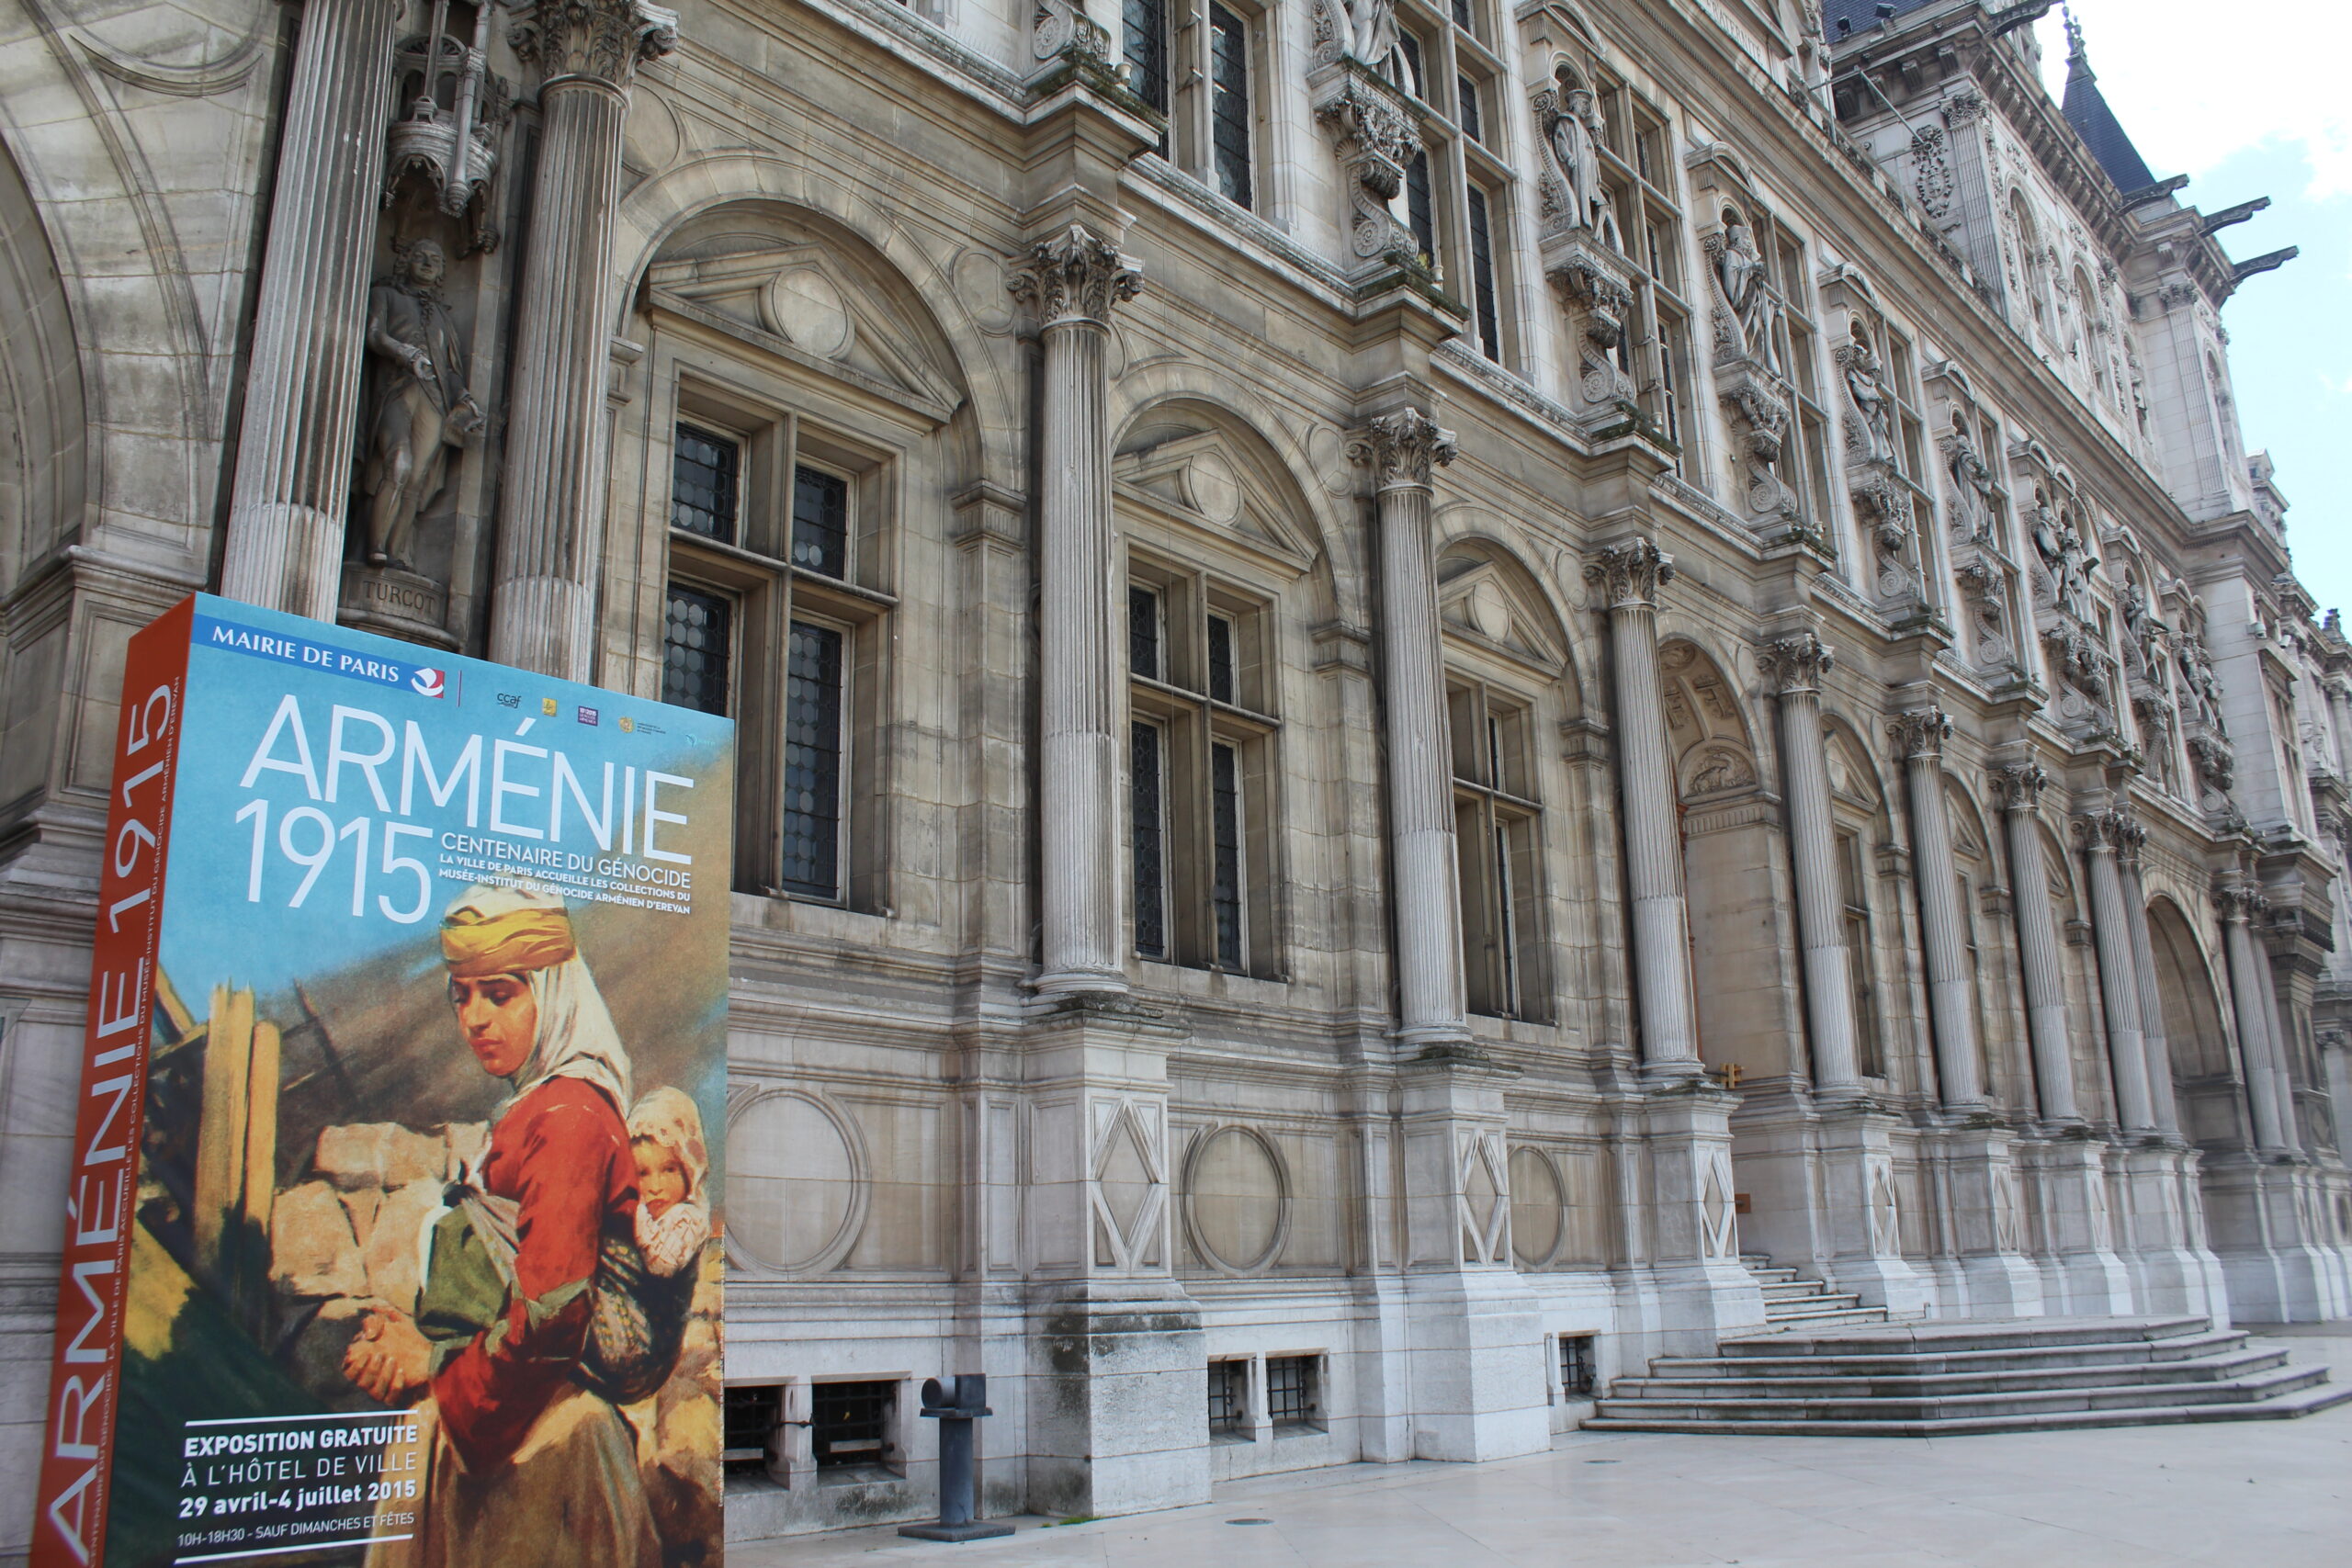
xmin=897 ymin=1373 xmax=1013 ymax=1542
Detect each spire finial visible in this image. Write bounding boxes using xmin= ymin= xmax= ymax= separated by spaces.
xmin=2063 ymin=6 xmax=2087 ymax=68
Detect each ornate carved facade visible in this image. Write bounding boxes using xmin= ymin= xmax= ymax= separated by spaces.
xmin=3 ymin=0 xmax=2350 ymax=1547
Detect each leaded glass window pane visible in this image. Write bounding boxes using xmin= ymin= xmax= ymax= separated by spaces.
xmin=1456 ymin=74 xmax=1483 ymax=145
xmin=1211 ymin=742 xmax=1243 ymax=969
xmin=792 ymin=466 xmax=849 ymax=578
xmin=1123 ymin=0 xmax=1169 ymax=117
xmin=1466 ymin=186 xmax=1501 ymax=362
xmin=1132 ymin=721 xmax=1168 ymax=959
xmin=662 ymin=587 xmax=732 ymax=716
xmin=1206 ymin=614 xmax=1236 ymax=704
xmin=671 ymin=424 xmax=740 ymax=543
xmin=781 ymin=621 xmax=844 ymax=898
xmin=1209 ymin=6 xmax=1253 ymax=209
xmin=1129 ymin=585 xmax=1162 ymax=679
xmin=1406 ymin=151 xmax=1436 ymax=268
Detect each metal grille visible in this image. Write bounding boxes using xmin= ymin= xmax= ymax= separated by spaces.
xmin=792 ymin=465 xmax=849 ymax=578
xmin=780 ymin=622 xmax=844 ymax=898
xmin=1558 ymin=1335 xmax=1596 ymax=1398
xmin=671 ymin=424 xmax=740 ymax=543
xmin=1209 ymin=6 xmax=1252 ymax=209
xmin=662 ymin=587 xmax=732 ymax=716
xmin=1211 ymin=742 xmax=1243 ymax=970
xmin=1206 ymin=1359 xmax=1247 ymax=1435
xmin=722 ymin=1384 xmax=781 ymax=1475
xmin=1266 ymin=1356 xmax=1317 ymax=1427
xmin=1206 ymin=614 xmax=1236 ymax=704
xmin=811 ymin=1380 xmax=896 ymax=1470
xmin=1131 ymin=721 xmax=1168 ymax=959
xmin=1129 ymin=585 xmax=1162 ymax=679
xmin=1466 ymin=186 xmax=1500 ymax=362
xmin=1406 ymin=151 xmax=1436 ymax=268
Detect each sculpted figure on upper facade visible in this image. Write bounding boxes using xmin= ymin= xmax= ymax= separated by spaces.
xmin=1840 ymin=322 xmax=1895 ymax=465
xmin=1344 ymin=0 xmax=1399 ymax=70
xmin=360 ymin=239 xmax=482 ymax=570
xmin=2177 ymin=632 xmax=2228 ymax=734
xmin=2027 ymin=490 xmax=2097 ymax=622
xmin=1944 ymin=419 xmax=1996 ymax=541
xmin=1713 ymin=211 xmax=1777 ymax=371
xmin=2120 ymin=580 xmax=2163 ymax=679
xmin=1543 ymin=73 xmax=1623 ymax=251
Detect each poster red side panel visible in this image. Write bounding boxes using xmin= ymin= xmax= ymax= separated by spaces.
xmin=31 ymin=595 xmax=196 ymax=1568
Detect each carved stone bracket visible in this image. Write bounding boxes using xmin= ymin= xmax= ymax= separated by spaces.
xmin=1012 ymin=224 xmax=1143 ymax=330
xmin=1544 ymin=232 xmax=1637 ymax=412
xmin=387 ymin=8 xmax=511 ymax=252
xmin=1582 ymin=537 xmax=1673 ymax=610
xmin=510 ymin=0 xmax=677 ymax=85
xmin=1758 ymin=632 xmax=1835 ymax=695
xmin=1952 ymin=550 xmax=2015 ymax=671
xmin=1351 ymin=408 xmax=1456 ymax=492
xmin=1309 ymin=60 xmax=1422 ymax=277
xmin=1032 ymin=0 xmax=1113 ymax=64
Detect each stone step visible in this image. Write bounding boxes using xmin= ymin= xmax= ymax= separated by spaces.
xmin=1761 ymin=1298 xmax=1872 ymax=1320
xmin=1758 ymin=1280 xmax=1836 ymax=1301
xmin=1581 ymin=1378 xmax=2352 ymax=1438
xmin=1614 ymin=1347 xmax=2291 ymax=1402
xmin=1649 ymin=1329 xmax=2254 ymax=1382
xmin=1714 ymin=1314 xmax=2211 ymax=1358
xmin=1593 ymin=1361 xmax=2330 ymax=1423
xmin=1746 ymin=1267 xmax=1800 ymax=1282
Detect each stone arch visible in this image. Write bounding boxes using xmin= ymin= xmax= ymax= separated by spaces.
xmin=1114 ymin=393 xmax=1338 ymax=607
xmin=1433 ymin=530 xmax=1576 ymax=694
xmin=1658 ymin=635 xmax=1758 ymax=795
xmin=2148 ymin=896 xmax=2238 ymax=1147
xmin=0 ymin=133 xmax=87 ymax=595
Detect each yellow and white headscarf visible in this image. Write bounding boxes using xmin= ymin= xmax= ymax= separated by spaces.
xmin=440 ymin=883 xmax=632 ymax=1114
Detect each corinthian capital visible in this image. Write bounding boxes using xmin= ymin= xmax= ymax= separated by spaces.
xmin=1351 ymin=409 xmax=1456 ymax=492
xmin=1012 ymin=225 xmax=1142 ymax=330
xmin=1990 ymin=761 xmax=2048 ymax=813
xmin=2073 ymin=809 xmax=2142 ymax=855
xmin=1758 ymin=632 xmax=1835 ymax=695
xmin=512 ymin=0 xmax=678 ymax=85
xmin=2214 ymin=881 xmax=2268 ymax=924
xmin=1581 ymin=538 xmax=1673 ymax=609
xmin=1890 ymin=705 xmax=1953 ymax=762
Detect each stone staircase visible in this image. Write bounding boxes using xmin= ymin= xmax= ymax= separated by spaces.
xmin=1585 ymin=1314 xmax=2352 ymax=1437
xmin=1741 ymin=1252 xmax=1894 ymax=1332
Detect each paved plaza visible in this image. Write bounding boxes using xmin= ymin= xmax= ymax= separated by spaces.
xmin=744 ymin=1329 xmax=2352 ymax=1568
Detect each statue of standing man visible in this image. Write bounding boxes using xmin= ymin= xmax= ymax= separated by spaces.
xmin=359 ymin=239 xmax=481 ymax=570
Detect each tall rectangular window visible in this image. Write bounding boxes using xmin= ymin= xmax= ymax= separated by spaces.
xmin=1406 ymin=151 xmax=1436 ymax=267
xmin=1451 ymin=680 xmax=1543 ymax=1020
xmin=1208 ymin=5 xmax=1253 ymax=209
xmin=1838 ymin=832 xmax=1885 ymax=1078
xmin=662 ymin=587 xmax=732 ymax=716
xmin=791 ymin=466 xmax=849 ymax=578
xmin=1129 ymin=584 xmax=1164 ymax=679
xmin=1131 ymin=720 xmax=1169 ymax=960
xmin=1455 ymin=74 xmax=1483 ymax=145
xmin=671 ymin=424 xmax=741 ymax=543
xmin=1206 ymin=613 xmax=1236 ymax=703
xmin=1465 ymin=186 xmax=1501 ymax=362
xmin=781 ymin=622 xmax=845 ymax=899
xmin=1123 ymin=0 xmax=1170 ymax=116
xmin=1211 ymin=742 xmax=1244 ymax=968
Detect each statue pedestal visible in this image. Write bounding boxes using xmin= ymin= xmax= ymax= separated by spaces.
xmin=340 ymin=562 xmax=458 ymax=649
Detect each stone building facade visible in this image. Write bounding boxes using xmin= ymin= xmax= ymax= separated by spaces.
xmin=1 ymin=0 xmax=2348 ymax=1549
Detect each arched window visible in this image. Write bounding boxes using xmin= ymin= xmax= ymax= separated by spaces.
xmin=2007 ymin=191 xmax=2048 ymax=336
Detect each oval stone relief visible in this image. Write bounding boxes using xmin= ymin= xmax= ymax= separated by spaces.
xmin=1187 ymin=1126 xmax=1285 ymax=1273
xmin=764 ymin=267 xmax=853 ymax=359
xmin=1509 ymin=1145 xmax=1565 ymax=1269
xmin=728 ymin=1090 xmax=860 ymax=1272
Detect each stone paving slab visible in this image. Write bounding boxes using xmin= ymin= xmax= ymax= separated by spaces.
xmin=734 ymin=1330 xmax=2352 ymax=1568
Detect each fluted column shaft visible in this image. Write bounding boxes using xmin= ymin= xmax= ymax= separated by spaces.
xmin=490 ymin=0 xmax=677 ymax=677
xmin=1017 ymin=228 xmax=1139 ymax=998
xmin=1360 ymin=413 xmax=1468 ymax=1045
xmin=1996 ymin=766 xmax=2078 ymax=1122
xmin=220 ymin=0 xmax=406 ymax=618
xmin=1762 ymin=636 xmax=1860 ymax=1097
xmin=2117 ymin=849 xmax=2180 ymax=1135
xmin=2219 ymin=887 xmax=2290 ymax=1153
xmin=1894 ymin=710 xmax=1985 ymax=1109
xmin=2080 ymin=816 xmax=2155 ymax=1132
xmin=2252 ymin=915 xmax=2303 ymax=1153
xmin=1585 ymin=542 xmax=1699 ymax=1077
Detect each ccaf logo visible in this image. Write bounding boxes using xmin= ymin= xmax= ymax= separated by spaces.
xmin=410 ymin=667 xmax=447 ymax=698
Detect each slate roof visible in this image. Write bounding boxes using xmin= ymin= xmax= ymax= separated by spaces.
xmin=2060 ymin=21 xmax=2161 ymax=194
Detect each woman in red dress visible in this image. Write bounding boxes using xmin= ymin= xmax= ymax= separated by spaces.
xmin=345 ymin=885 xmax=659 ymax=1567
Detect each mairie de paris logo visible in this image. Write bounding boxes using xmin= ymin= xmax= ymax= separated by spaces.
xmin=410 ymin=667 xmax=447 ymax=698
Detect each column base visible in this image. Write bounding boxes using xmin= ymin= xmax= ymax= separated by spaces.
xmin=2018 ymin=1138 xmax=2135 ymax=1314
xmin=1637 ymin=1081 xmax=1770 ymax=1352
xmin=1399 ymin=1268 xmax=1550 ymax=1462
xmin=1032 ymin=965 xmax=1132 ymax=1000
xmin=2201 ymin=1155 xmax=2352 ymax=1322
xmin=1023 ymin=1283 xmax=1207 ymax=1519
xmin=1936 ymin=1126 xmax=2044 ymax=1319
xmin=1815 ymin=1104 xmax=1931 ymax=1316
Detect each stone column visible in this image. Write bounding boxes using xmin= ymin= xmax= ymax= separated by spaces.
xmin=1014 ymin=226 xmax=1141 ymax=999
xmin=1360 ymin=412 xmax=1469 ymax=1048
xmin=219 ymin=0 xmax=408 ymax=618
xmin=2117 ymin=836 xmax=2180 ymax=1135
xmin=488 ymin=0 xmax=678 ymax=678
xmin=2326 ymin=677 xmax=2352 ymax=777
xmin=2218 ymin=884 xmax=2290 ymax=1153
xmin=1759 ymin=633 xmax=1861 ymax=1098
xmin=1893 ymin=706 xmax=1987 ymax=1110
xmin=1583 ymin=541 xmax=1700 ymax=1078
xmin=2078 ymin=813 xmax=2156 ymax=1133
xmin=1993 ymin=763 xmax=2079 ymax=1124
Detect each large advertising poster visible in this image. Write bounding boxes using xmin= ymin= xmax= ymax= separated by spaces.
xmin=34 ymin=595 xmax=733 ymax=1568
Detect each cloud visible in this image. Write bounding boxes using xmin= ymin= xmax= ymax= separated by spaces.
xmin=2039 ymin=3 xmax=2352 ymax=199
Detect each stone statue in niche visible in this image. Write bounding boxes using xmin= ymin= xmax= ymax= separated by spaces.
xmin=1713 ymin=212 xmax=1775 ymax=369
xmin=359 ymin=238 xmax=482 ymax=570
xmin=2177 ymin=633 xmax=2228 ymax=735
xmin=2029 ymin=495 xmax=2096 ymax=623
xmin=1550 ymin=83 xmax=1623 ymax=250
xmin=1942 ymin=415 xmax=1995 ymax=542
xmin=1840 ymin=322 xmax=1895 ymax=465
xmin=1343 ymin=0 xmax=1398 ymax=69
xmin=2120 ymin=580 xmax=2162 ymax=679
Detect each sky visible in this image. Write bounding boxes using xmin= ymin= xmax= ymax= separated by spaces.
xmin=2031 ymin=3 xmax=2352 ymax=615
